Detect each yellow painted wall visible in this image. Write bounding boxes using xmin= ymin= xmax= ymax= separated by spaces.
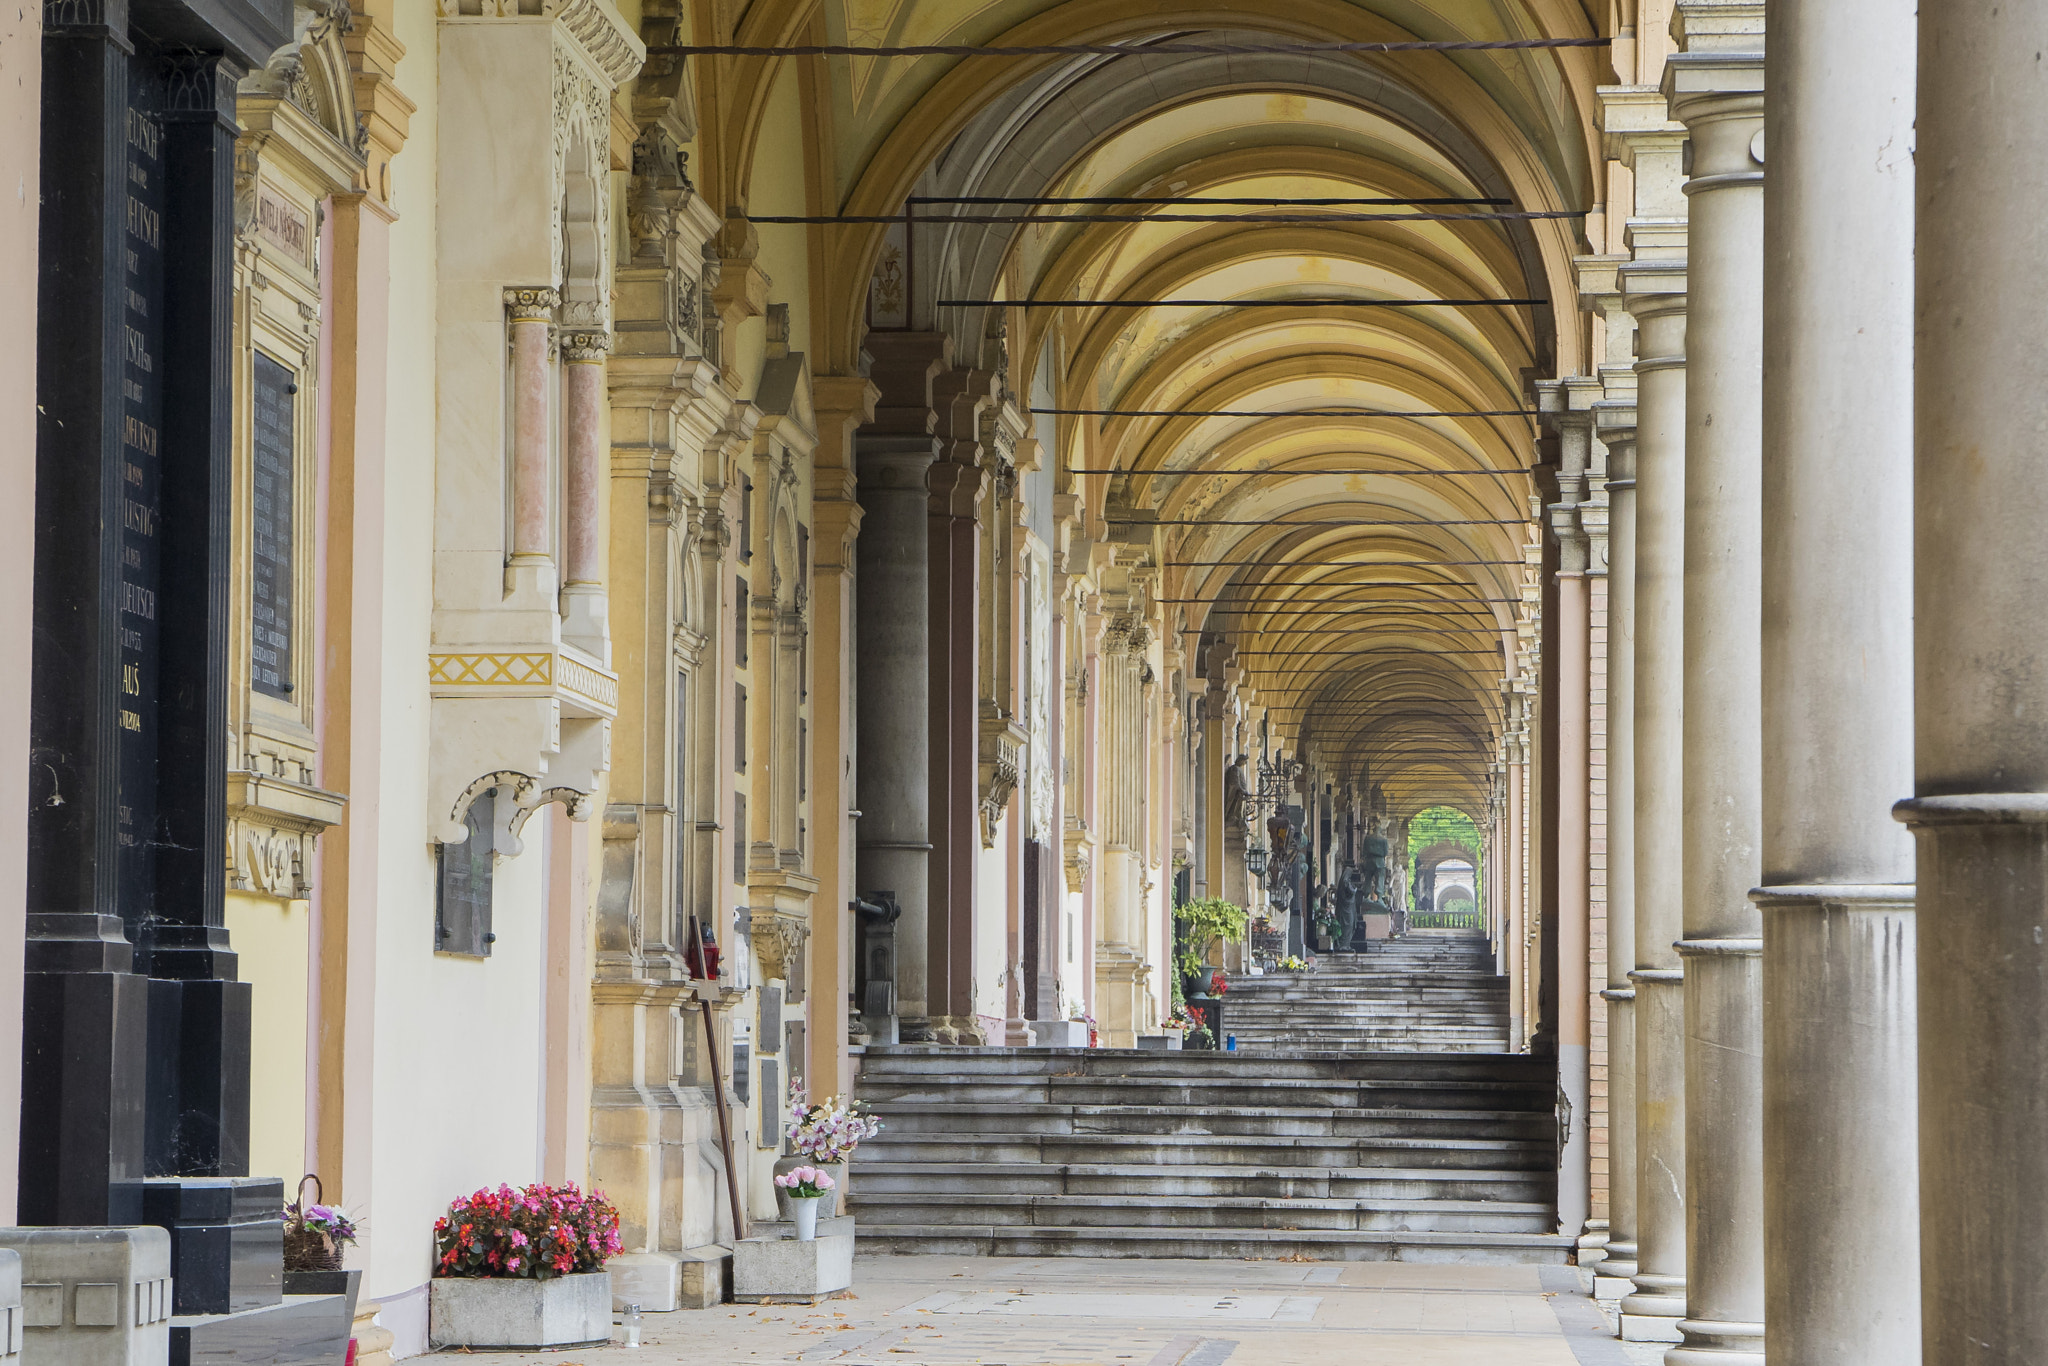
xmin=736 ymin=60 xmax=813 ymax=391
xmin=228 ymin=891 xmax=311 ymax=1187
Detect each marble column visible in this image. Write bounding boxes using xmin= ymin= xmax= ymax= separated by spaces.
xmin=561 ymin=330 xmax=610 ymax=659
xmin=505 ymin=288 xmax=558 ymax=567
xmin=1756 ymin=0 xmax=1919 ymax=1359
xmin=1665 ymin=12 xmax=1766 ymax=1360
xmin=1621 ymin=270 xmax=1687 ymax=1342
xmin=1901 ymin=2 xmax=2048 ymax=1360
xmin=1598 ymin=420 xmax=1640 ymax=1301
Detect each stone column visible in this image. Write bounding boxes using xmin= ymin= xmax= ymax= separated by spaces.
xmin=1755 ymin=0 xmax=1919 ymax=1359
xmin=1541 ymin=382 xmax=1600 ymax=1240
xmin=810 ymin=377 xmax=876 ymax=1093
xmin=1900 ymin=2 xmax=2048 ymax=1360
xmin=505 ymin=288 xmax=558 ymax=567
xmin=1665 ymin=9 xmax=1766 ymax=1360
xmin=561 ymin=329 xmax=610 ymax=659
xmin=855 ymin=438 xmax=938 ymax=1043
xmin=1620 ymin=266 xmax=1688 ymax=1344
xmin=1598 ymin=418 xmax=1640 ymax=1301
xmin=1607 ymin=72 xmax=1691 ymax=1344
xmin=1505 ymin=723 xmax=1526 ymax=1044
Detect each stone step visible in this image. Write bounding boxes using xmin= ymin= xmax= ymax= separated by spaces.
xmin=857 ymin=1046 xmax=1545 ymax=1081
xmin=856 ymin=1077 xmax=1548 ymax=1111
xmin=845 ymin=1223 xmax=1572 ymax=1264
xmin=856 ymin=1132 xmax=1554 ymax=1171
xmin=843 ymin=1192 xmax=1556 ymax=1234
xmin=866 ymin=1103 xmax=1549 ymax=1140
xmin=849 ymin=1161 xmax=1556 ymax=1203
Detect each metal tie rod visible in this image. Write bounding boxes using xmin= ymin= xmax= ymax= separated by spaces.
xmin=650 ymin=37 xmax=1611 ymax=58
xmin=938 ymin=296 xmax=1547 ymax=309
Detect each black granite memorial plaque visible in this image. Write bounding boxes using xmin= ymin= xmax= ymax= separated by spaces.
xmin=250 ymin=352 xmax=294 ymax=698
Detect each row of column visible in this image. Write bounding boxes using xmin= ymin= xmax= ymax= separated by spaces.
xmin=1594 ymin=0 xmax=1942 ymax=1358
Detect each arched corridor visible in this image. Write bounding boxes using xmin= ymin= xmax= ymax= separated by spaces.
xmin=0 ymin=0 xmax=2028 ymax=1359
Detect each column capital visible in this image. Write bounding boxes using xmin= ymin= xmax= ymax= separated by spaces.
xmin=562 ymin=330 xmax=612 ymax=362
xmin=504 ymin=286 xmax=560 ymax=321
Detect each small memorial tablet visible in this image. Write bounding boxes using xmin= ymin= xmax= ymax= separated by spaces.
xmin=251 ymin=353 xmax=294 ymax=699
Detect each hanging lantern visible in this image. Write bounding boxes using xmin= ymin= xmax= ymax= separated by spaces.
xmin=1246 ymin=843 xmax=1269 ymax=881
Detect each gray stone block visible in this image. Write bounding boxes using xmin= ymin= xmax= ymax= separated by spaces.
xmin=0 ymin=1227 xmax=170 ymax=1366
xmin=1029 ymin=1021 xmax=1087 ymax=1048
xmin=731 ymin=1222 xmax=854 ymax=1304
xmin=427 ymin=1272 xmax=612 ymax=1349
xmin=0 ymin=1248 xmax=20 ymax=1366
xmin=1132 ymin=1035 xmax=1182 ymax=1051
xmin=607 ymin=1245 xmax=731 ymax=1312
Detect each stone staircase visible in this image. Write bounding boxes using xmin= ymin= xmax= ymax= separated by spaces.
xmin=1224 ymin=932 xmax=1510 ymax=1053
xmin=847 ymin=1046 xmax=1567 ymax=1263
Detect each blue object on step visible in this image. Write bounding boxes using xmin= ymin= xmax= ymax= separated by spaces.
xmin=1226 ymin=1035 xmax=1237 ymax=1051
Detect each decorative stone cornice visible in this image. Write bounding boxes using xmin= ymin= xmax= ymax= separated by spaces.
xmin=437 ymin=0 xmax=644 ymax=87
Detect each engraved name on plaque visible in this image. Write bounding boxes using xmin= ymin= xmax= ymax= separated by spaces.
xmin=118 ymin=78 xmax=166 ymax=909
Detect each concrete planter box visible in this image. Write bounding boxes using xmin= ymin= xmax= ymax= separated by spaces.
xmin=428 ymin=1272 xmax=612 ymax=1349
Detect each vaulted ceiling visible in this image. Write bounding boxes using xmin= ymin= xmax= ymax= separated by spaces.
xmin=708 ymin=0 xmax=1607 ymax=820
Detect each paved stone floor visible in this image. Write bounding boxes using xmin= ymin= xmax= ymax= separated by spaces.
xmin=484 ymin=1256 xmax=1665 ymax=1366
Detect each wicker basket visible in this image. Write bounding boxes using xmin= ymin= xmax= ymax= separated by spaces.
xmin=284 ymin=1175 xmax=342 ymax=1272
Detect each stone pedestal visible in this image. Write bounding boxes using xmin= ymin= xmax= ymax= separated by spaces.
xmin=3 ymin=1227 xmax=171 ymax=1366
xmin=1029 ymin=1020 xmax=1087 ymax=1048
xmin=732 ymin=1218 xmax=855 ymax=1304
xmin=608 ymin=1246 xmax=728 ymax=1312
xmin=142 ymin=1179 xmax=282 ymax=1317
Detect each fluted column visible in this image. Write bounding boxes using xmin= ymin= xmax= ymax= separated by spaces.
xmin=1756 ymin=0 xmax=1919 ymax=1359
xmin=1620 ymin=270 xmax=1687 ymax=1343
xmin=1901 ymin=3 xmax=2048 ymax=1361
xmin=1665 ymin=8 xmax=1766 ymax=1360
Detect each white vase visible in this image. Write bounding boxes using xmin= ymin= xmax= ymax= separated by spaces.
xmin=792 ymin=1196 xmax=821 ymax=1242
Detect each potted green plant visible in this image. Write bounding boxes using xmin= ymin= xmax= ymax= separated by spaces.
xmin=1174 ymin=897 xmax=1248 ymax=998
xmin=428 ymin=1182 xmax=622 ymax=1349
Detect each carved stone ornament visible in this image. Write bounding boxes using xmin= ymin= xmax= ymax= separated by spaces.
xmin=225 ymin=768 xmax=346 ymax=900
xmin=1105 ymin=613 xmax=1152 ymax=659
xmin=562 ymin=329 xmax=612 ymax=361
xmin=504 ymin=285 xmax=561 ymax=321
xmin=978 ymin=726 xmax=1024 ymax=848
xmin=748 ymin=908 xmax=809 ymax=984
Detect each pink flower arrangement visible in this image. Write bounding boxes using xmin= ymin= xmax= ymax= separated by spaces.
xmin=785 ymin=1081 xmax=883 ymax=1164
xmin=774 ymin=1165 xmax=837 ymax=1198
xmin=432 ymin=1181 xmax=622 ymax=1280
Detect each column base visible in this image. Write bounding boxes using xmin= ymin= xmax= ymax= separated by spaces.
xmin=1665 ymin=1317 xmax=1764 ymax=1365
xmin=560 ymin=586 xmax=609 ymax=665
xmin=1622 ymin=1275 xmax=1687 ymax=1341
xmin=1622 ymin=1313 xmax=1685 ymax=1343
xmin=1596 ymin=1238 xmax=1639 ymax=1294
